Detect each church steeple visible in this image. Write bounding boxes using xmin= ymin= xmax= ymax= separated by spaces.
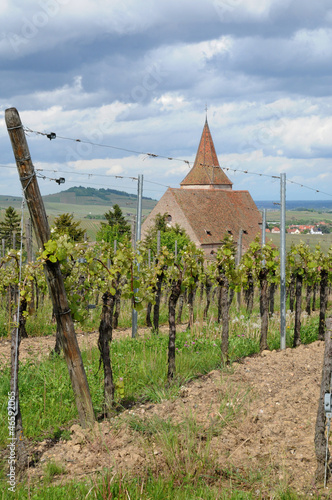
xmin=180 ymin=119 xmax=233 ymax=190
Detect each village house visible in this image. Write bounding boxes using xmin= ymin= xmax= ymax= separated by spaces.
xmin=287 ymin=224 xmax=323 ymax=235
xmin=141 ymin=119 xmax=262 ymax=258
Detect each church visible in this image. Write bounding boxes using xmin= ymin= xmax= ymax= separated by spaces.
xmin=141 ymin=119 xmax=262 ymax=257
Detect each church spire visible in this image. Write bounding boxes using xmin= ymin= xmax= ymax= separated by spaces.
xmin=180 ymin=119 xmax=233 ymax=190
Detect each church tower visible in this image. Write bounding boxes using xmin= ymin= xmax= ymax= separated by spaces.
xmin=180 ymin=119 xmax=233 ymax=190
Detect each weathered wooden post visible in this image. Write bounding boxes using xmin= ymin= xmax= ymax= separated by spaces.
xmin=5 ymin=107 xmax=95 ymax=428
xmin=315 ymin=317 xmax=332 ymax=483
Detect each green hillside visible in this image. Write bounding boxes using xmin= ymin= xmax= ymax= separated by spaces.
xmin=0 ymin=186 xmax=157 ymax=241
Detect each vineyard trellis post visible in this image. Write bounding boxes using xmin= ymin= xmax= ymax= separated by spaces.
xmin=157 ymin=230 xmax=161 ymax=254
xmin=236 ymin=229 xmax=243 ymax=311
xmin=5 ymin=107 xmax=95 ymax=428
xmin=261 ymin=209 xmax=266 ymax=247
xmin=25 ymin=219 xmax=32 ymax=262
xmin=280 ymin=172 xmax=286 ymax=350
xmin=132 ymin=173 xmax=143 ymax=338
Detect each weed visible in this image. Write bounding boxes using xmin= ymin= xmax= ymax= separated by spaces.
xmin=43 ymin=460 xmax=67 ymax=483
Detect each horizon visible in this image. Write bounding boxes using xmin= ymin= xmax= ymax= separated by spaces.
xmin=1 ymin=186 xmax=332 ymax=209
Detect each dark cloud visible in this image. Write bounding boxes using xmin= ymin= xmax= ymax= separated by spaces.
xmin=1 ymin=1 xmax=332 ymax=199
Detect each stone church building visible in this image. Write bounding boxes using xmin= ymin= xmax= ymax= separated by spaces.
xmin=141 ymin=119 xmax=262 ymax=257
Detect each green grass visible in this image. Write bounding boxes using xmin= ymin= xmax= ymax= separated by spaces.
xmin=43 ymin=461 xmax=67 ymax=484
xmin=0 ymin=307 xmax=321 ymax=449
xmin=0 ymin=301 xmax=56 ymax=338
xmin=1 ymin=470 xmax=312 ymax=500
xmin=0 ymin=292 xmax=326 ymax=499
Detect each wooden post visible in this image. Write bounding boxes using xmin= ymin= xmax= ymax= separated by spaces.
xmin=25 ymin=219 xmax=35 ymax=314
xmin=5 ymin=107 xmax=95 ymax=428
xmin=157 ymin=230 xmax=161 ymax=255
xmin=315 ymin=317 xmax=332 ymax=482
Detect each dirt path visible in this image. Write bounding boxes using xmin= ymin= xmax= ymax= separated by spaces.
xmin=0 ymin=325 xmax=168 ymax=365
xmin=0 ymin=332 xmax=330 ymax=497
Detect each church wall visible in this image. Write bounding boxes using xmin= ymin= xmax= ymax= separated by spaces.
xmin=141 ymin=189 xmax=200 ymax=246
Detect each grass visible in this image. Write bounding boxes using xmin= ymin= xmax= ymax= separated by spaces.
xmin=0 ymin=468 xmax=319 ymax=499
xmin=0 ymin=473 xmax=308 ymax=500
xmin=0 ymin=297 xmax=322 ymax=447
xmin=0 ymin=291 xmax=327 ymax=499
xmin=43 ymin=461 xmax=67 ymax=484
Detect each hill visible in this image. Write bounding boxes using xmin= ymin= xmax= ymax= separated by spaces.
xmin=0 ymin=186 xmax=157 ymax=240
xmin=43 ymin=186 xmax=156 ymax=211
xmin=0 ymin=186 xmax=157 ymax=217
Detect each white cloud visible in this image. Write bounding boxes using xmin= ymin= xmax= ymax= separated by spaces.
xmin=212 ymin=0 xmax=275 ymax=22
xmin=1 ymin=0 xmax=332 ymax=202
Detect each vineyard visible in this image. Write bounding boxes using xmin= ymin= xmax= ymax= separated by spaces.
xmin=1 ymin=229 xmax=332 ymax=498
xmin=1 ymin=108 xmax=332 ymax=498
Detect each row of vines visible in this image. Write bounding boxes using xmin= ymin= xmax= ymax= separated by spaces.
xmin=3 ymin=233 xmax=331 ymax=416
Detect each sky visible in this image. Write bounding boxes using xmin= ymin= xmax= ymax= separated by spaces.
xmin=1 ymin=0 xmax=332 ymax=202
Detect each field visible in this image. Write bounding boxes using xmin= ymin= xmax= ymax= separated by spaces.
xmin=268 ymin=232 xmax=332 ymax=253
xmin=1 ymin=191 xmax=332 ymax=247
xmin=0 ymin=291 xmax=331 ymax=499
xmin=266 ymin=209 xmax=332 ymax=225
xmin=0 ymin=186 xmax=157 ymax=242
xmin=263 ymin=208 xmax=332 ymax=252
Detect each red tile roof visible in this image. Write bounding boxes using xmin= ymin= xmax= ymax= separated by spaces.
xmin=170 ymin=188 xmax=262 ymax=247
xmin=180 ymin=119 xmax=233 ymax=187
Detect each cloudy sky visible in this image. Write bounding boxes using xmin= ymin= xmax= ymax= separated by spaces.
xmin=1 ymin=0 xmax=332 ymax=202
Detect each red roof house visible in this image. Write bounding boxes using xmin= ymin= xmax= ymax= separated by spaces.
xmin=141 ymin=119 xmax=262 ymax=257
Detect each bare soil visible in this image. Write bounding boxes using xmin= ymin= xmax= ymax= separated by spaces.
xmin=0 ymin=330 xmax=330 ymax=497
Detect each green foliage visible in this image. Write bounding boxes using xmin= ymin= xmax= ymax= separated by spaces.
xmin=0 ymin=206 xmax=21 ymax=250
xmin=104 ymin=204 xmax=131 ymax=231
xmin=240 ymin=236 xmax=279 ymax=287
xmin=180 ymin=241 xmax=205 ymax=290
xmin=43 ymin=460 xmax=67 ymax=483
xmin=214 ymin=235 xmax=239 ymax=289
xmin=319 ymin=225 xmax=331 ymax=234
xmin=96 ymin=204 xmax=131 ymax=245
xmin=287 ymin=242 xmax=319 ymax=280
xmin=52 ymin=213 xmax=85 ymax=242
xmin=0 ymin=473 xmax=306 ymax=500
xmin=143 ymin=212 xmax=191 ymax=257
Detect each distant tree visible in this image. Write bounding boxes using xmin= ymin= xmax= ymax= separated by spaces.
xmin=0 ymin=206 xmax=21 ymax=250
xmin=319 ymin=226 xmax=331 ymax=234
xmin=143 ymin=213 xmax=191 ymax=257
xmin=96 ymin=204 xmax=131 ymax=245
xmin=52 ymin=213 xmax=85 ymax=242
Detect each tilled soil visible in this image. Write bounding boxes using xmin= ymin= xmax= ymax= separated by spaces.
xmin=0 ymin=331 xmax=330 ymax=497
